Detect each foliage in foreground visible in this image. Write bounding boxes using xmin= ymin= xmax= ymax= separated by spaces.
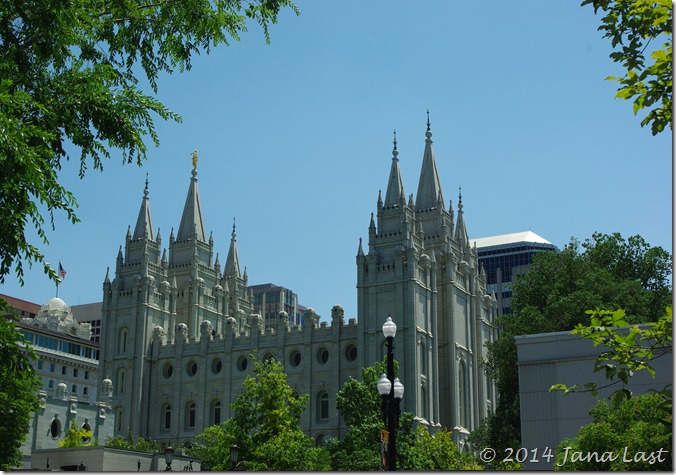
xmin=473 ymin=232 xmax=671 ymax=455
xmin=550 ymin=307 xmax=672 ymax=471
xmin=59 ymin=421 xmax=96 ymax=448
xmin=328 ymin=360 xmax=477 ymax=470
xmin=583 ymin=0 xmax=672 ymax=135
xmin=0 ymin=0 xmax=299 ymax=287
xmin=189 ymin=355 xmax=329 ymax=471
xmin=554 ymin=394 xmax=672 ymax=471
xmin=0 ymin=306 xmax=42 ymax=470
xmin=105 ymin=432 xmax=162 ymax=453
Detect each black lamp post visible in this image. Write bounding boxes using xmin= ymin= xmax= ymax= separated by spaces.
xmin=377 ymin=316 xmax=404 ymax=471
xmin=164 ymin=446 xmax=174 ymax=471
xmin=229 ymin=444 xmax=240 ymax=471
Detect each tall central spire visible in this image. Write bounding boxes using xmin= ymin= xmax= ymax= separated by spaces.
xmin=384 ymin=130 xmax=405 ymax=208
xmin=415 ymin=110 xmax=444 ymax=211
xmin=177 ymin=157 xmax=206 ymax=242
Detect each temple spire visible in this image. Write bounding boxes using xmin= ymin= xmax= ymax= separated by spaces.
xmin=132 ymin=174 xmax=154 ymax=240
xmin=177 ymin=158 xmax=206 ymax=242
xmin=415 ymin=110 xmax=444 ymax=211
xmin=224 ymin=218 xmax=241 ymax=278
xmin=384 ymin=130 xmax=405 ymax=208
xmin=454 ymin=186 xmax=469 ymax=243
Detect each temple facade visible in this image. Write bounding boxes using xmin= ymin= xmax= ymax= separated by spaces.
xmin=98 ymin=118 xmax=497 ymax=448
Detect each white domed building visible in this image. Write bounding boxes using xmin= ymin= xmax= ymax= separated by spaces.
xmin=15 ymin=296 xmax=114 ymax=469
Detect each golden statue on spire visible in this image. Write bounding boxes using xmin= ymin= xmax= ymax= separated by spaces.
xmin=192 ymin=149 xmax=198 ymax=169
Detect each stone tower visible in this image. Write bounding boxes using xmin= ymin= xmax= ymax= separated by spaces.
xmin=356 ymin=116 xmax=498 ymax=444
xmin=99 ymin=166 xmax=254 ymax=438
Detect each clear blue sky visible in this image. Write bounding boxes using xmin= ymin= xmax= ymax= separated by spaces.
xmin=2 ymin=1 xmax=672 ymax=322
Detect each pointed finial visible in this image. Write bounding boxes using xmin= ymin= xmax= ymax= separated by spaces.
xmin=144 ymin=173 xmax=149 ymax=196
xmin=458 ymin=186 xmax=463 ymax=210
xmin=426 ymin=110 xmax=431 ymax=131
xmin=232 ymin=217 xmax=236 ymax=239
xmin=393 ymin=130 xmax=397 ymax=150
xmin=192 ymin=149 xmax=198 ymax=169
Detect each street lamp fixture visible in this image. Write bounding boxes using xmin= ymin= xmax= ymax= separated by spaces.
xmin=230 ymin=444 xmax=241 ymax=471
xmin=164 ymin=446 xmax=174 ymax=471
xmin=378 ymin=316 xmax=404 ymax=471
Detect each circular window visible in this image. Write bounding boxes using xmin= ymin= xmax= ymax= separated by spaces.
xmin=237 ymin=355 xmax=248 ymax=372
xmin=163 ymin=363 xmax=173 ymax=378
xmin=289 ymin=350 xmax=302 ymax=367
xmin=50 ymin=418 xmax=62 ymax=439
xmin=263 ymin=352 xmax=274 ymax=362
xmin=317 ymin=347 xmax=329 ymax=364
xmin=345 ymin=344 xmax=358 ymax=362
xmin=211 ymin=358 xmax=222 ymax=374
xmin=187 ymin=361 xmax=197 ymax=377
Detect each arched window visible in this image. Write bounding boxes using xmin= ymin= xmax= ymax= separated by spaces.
xmin=210 ymin=399 xmax=222 ymax=426
xmin=418 ymin=340 xmax=427 ymax=375
xmin=116 ymin=368 xmax=126 ymax=395
xmin=119 ymin=328 xmax=128 ymax=354
xmin=421 ymin=384 xmax=428 ymax=421
xmin=316 ymin=391 xmax=329 ymax=422
xmin=115 ymin=407 xmax=124 ymax=433
xmin=161 ymin=404 xmax=172 ymax=430
xmin=185 ymin=401 xmax=196 ymax=430
xmin=458 ymin=360 xmax=469 ymax=428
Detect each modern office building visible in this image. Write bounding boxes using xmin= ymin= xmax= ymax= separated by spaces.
xmin=471 ymin=231 xmax=558 ymax=315
xmin=4 ymin=296 xmax=115 ymax=468
xmin=98 ymin=119 xmax=497 ymax=450
xmin=249 ymin=283 xmax=309 ymax=329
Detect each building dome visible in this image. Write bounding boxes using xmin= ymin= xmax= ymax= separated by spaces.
xmin=40 ymin=297 xmax=73 ymax=321
xmin=41 ymin=297 xmax=69 ymax=314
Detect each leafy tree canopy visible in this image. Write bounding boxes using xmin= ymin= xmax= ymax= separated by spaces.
xmin=0 ymin=306 xmax=42 ymax=470
xmin=329 ymin=360 xmax=474 ymax=470
xmin=583 ymin=0 xmax=672 ymax=134
xmin=189 ymin=355 xmax=329 ymax=471
xmin=474 ymin=232 xmax=671 ymax=454
xmin=59 ymin=421 xmax=96 ymax=448
xmin=0 ymin=0 xmax=299 ymax=286
xmin=554 ymin=393 xmax=672 ymax=471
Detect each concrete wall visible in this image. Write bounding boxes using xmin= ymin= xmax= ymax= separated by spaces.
xmin=516 ymin=329 xmax=672 ymax=470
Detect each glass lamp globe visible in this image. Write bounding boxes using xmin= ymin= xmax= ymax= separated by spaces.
xmin=382 ymin=316 xmax=397 ymax=339
xmin=393 ymin=377 xmax=404 ymax=399
xmin=377 ymin=373 xmax=392 ymax=396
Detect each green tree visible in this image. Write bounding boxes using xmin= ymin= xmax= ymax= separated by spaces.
xmin=59 ymin=421 xmax=95 ymax=448
xmin=189 ymin=355 xmax=329 ymax=471
xmin=473 ymin=233 xmax=671 ymax=455
xmin=0 ymin=308 xmax=42 ymax=470
xmin=551 ymin=307 xmax=672 ymax=470
xmin=328 ymin=361 xmax=413 ymax=471
xmin=583 ymin=0 xmax=672 ymax=135
xmin=105 ymin=431 xmax=162 ymax=453
xmin=0 ymin=0 xmax=299 ymax=286
xmin=554 ymin=394 xmax=671 ymax=471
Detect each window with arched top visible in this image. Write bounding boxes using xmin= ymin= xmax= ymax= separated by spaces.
xmin=118 ymin=328 xmax=128 ymax=354
xmin=161 ymin=403 xmax=171 ymax=430
xmin=421 ymin=384 xmax=428 ymax=421
xmin=458 ymin=360 xmax=469 ymax=428
xmin=316 ymin=391 xmax=329 ymax=422
xmin=185 ymin=401 xmax=196 ymax=430
xmin=115 ymin=407 xmax=124 ymax=433
xmin=210 ymin=399 xmax=222 ymax=426
xmin=418 ymin=340 xmax=427 ymax=375
xmin=116 ymin=368 xmax=126 ymax=395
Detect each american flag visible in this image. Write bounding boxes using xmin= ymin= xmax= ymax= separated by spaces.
xmin=58 ymin=261 xmax=67 ymax=281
